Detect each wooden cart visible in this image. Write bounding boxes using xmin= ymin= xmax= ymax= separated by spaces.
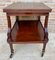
xmin=3 ymin=2 xmax=52 ymax=58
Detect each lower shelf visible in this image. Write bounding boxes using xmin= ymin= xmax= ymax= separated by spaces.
xmin=10 ymin=20 xmax=45 ymax=43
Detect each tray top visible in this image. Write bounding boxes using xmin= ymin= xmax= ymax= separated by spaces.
xmin=3 ymin=2 xmax=52 ymax=13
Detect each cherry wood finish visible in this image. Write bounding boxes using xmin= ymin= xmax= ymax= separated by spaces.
xmin=3 ymin=2 xmax=51 ymax=13
xmin=3 ymin=2 xmax=52 ymax=58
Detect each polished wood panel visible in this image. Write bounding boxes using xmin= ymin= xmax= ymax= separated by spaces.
xmin=11 ymin=20 xmax=44 ymax=43
xmin=3 ymin=2 xmax=52 ymax=13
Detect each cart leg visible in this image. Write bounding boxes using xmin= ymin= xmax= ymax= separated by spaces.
xmin=7 ymin=31 xmax=14 ymax=58
xmin=41 ymin=42 xmax=47 ymax=57
xmin=6 ymin=14 xmax=14 ymax=58
xmin=9 ymin=43 xmax=14 ymax=58
xmin=41 ymin=14 xmax=49 ymax=57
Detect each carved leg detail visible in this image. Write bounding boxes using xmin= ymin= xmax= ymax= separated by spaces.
xmin=41 ymin=42 xmax=47 ymax=57
xmin=9 ymin=43 xmax=14 ymax=58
